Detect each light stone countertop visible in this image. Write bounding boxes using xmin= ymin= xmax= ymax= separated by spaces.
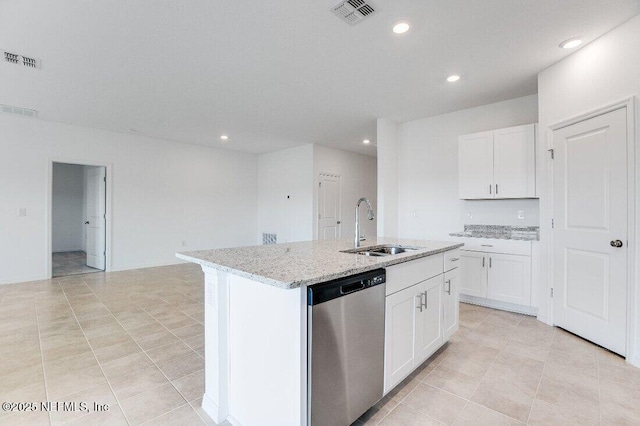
xmin=177 ymin=237 xmax=463 ymax=289
xmin=449 ymin=225 xmax=539 ymax=241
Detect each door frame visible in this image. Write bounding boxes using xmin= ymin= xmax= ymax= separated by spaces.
xmin=316 ymin=172 xmax=342 ymax=240
xmin=47 ymin=158 xmax=113 ymax=278
xmin=547 ymin=96 xmax=636 ymax=364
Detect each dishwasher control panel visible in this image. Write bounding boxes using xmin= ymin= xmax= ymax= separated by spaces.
xmin=307 ymin=269 xmax=385 ymax=306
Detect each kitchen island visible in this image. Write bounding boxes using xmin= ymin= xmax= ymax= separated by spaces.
xmin=177 ymin=237 xmax=463 ymax=426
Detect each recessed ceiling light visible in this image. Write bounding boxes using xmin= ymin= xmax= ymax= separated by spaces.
xmin=363 ymin=139 xmax=371 ymax=144
xmin=220 ymin=135 xmax=229 ymax=141
xmin=559 ymin=38 xmax=582 ymax=49
xmin=392 ymin=22 xmax=410 ymax=34
xmin=447 ymin=75 xmax=461 ymax=83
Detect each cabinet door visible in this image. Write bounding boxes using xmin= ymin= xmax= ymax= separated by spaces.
xmin=416 ymin=276 xmax=443 ymax=364
xmin=384 ymin=284 xmax=421 ymax=394
xmin=459 ymin=251 xmax=488 ymax=298
xmin=493 ymin=124 xmax=536 ymax=198
xmin=487 ymin=253 xmax=531 ymax=306
xmin=443 ymin=269 xmax=459 ymax=341
xmin=459 ymin=131 xmax=494 ymax=199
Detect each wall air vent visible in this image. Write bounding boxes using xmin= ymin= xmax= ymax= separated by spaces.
xmin=2 ymin=49 xmax=41 ymax=69
xmin=331 ymin=0 xmax=377 ymax=26
xmin=0 ymin=104 xmax=38 ymax=118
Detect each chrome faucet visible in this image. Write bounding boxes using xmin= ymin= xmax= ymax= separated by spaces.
xmin=355 ymin=197 xmax=375 ymax=248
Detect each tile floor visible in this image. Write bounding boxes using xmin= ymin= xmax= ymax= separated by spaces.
xmin=52 ymin=251 xmax=102 ymax=278
xmin=0 ymin=263 xmax=216 ymax=425
xmin=1 ymin=263 xmax=639 ymax=425
xmin=355 ymin=303 xmax=640 ymax=426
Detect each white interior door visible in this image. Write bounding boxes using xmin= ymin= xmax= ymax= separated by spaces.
xmin=317 ymin=174 xmax=341 ymax=240
xmin=553 ymin=107 xmax=628 ymax=356
xmin=86 ymin=167 xmax=106 ymax=270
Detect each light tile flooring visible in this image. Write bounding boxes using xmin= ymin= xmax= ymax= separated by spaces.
xmin=1 ymin=264 xmax=639 ymax=425
xmin=355 ymin=303 xmax=640 ymax=426
xmin=52 ymin=251 xmax=102 ymax=278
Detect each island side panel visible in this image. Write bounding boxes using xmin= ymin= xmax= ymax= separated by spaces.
xmin=228 ymin=274 xmax=306 ymax=426
xmin=201 ymin=266 xmax=230 ymax=423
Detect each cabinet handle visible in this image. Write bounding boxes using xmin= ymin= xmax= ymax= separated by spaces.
xmin=445 ymin=280 xmax=451 ymax=295
xmin=489 ymin=184 xmax=492 ymax=195
xmin=482 ymin=257 xmax=485 ymax=268
xmin=450 ymin=258 xmax=460 ymax=262
xmin=496 ymin=184 xmax=499 ymax=194
xmin=416 ymin=294 xmax=423 ymax=312
xmin=423 ymin=291 xmax=428 ymax=309
xmin=489 ymin=257 xmax=492 ymax=268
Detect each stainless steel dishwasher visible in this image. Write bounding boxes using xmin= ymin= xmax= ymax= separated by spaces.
xmin=307 ymin=269 xmax=386 ymax=426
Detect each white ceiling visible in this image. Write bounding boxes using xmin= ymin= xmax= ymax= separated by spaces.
xmin=1 ymin=0 xmax=638 ymax=156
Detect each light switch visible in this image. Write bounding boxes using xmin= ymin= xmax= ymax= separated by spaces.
xmin=517 ymin=210 xmax=525 ymax=220
xmin=19 ymin=208 xmax=26 ymax=217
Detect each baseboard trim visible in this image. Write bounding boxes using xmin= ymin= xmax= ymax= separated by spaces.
xmin=0 ymin=274 xmax=49 ymax=286
xmin=201 ymin=394 xmax=227 ymax=424
xmin=460 ymin=294 xmax=538 ymax=316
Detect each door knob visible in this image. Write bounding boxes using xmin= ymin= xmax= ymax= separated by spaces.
xmin=610 ymin=240 xmax=623 ymax=248
xmin=337 ymin=221 xmax=341 ymax=224
xmin=85 ymin=221 xmax=90 ymax=225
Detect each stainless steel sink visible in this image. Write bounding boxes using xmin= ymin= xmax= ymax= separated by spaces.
xmin=343 ymin=245 xmax=419 ymax=257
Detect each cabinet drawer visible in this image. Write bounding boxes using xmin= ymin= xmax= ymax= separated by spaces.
xmin=386 ymin=254 xmax=444 ymax=296
xmin=453 ymin=237 xmax=532 ymax=256
xmin=444 ymin=249 xmax=461 ymax=271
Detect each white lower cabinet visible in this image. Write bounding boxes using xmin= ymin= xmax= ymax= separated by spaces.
xmin=459 ymin=251 xmax=487 ymax=298
xmin=384 ymin=283 xmax=421 ymax=392
xmin=443 ymin=268 xmax=459 ymax=341
xmin=383 ymin=250 xmax=459 ymax=394
xmin=415 ymin=276 xmax=443 ymax=363
xmin=460 ymin=250 xmax=532 ymax=306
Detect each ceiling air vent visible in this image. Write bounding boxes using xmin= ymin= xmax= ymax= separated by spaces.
xmin=2 ymin=49 xmax=41 ymax=69
xmin=1 ymin=104 xmax=38 ymax=118
xmin=331 ymin=0 xmax=377 ymax=26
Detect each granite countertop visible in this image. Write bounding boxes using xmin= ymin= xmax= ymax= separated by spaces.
xmin=449 ymin=225 xmax=539 ymax=241
xmin=177 ymin=237 xmax=463 ymax=289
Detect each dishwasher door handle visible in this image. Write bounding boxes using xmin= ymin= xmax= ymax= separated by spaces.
xmin=340 ymin=282 xmax=366 ymax=295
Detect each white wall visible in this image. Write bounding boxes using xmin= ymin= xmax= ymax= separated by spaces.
xmin=0 ymin=114 xmax=259 ymax=284
xmin=376 ymin=118 xmax=399 ymax=237
xmin=312 ymin=144 xmax=377 ymax=241
xmin=396 ymin=95 xmax=539 ymax=241
xmin=258 ymin=144 xmax=314 ymax=243
xmin=537 ymin=14 xmax=640 ymax=363
xmin=52 ymin=163 xmax=84 ymax=252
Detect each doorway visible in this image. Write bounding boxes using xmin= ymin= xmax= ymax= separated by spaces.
xmin=52 ymin=162 xmax=107 ymax=277
xmin=551 ymin=106 xmax=629 ymax=356
xmin=317 ymin=173 xmax=342 ymax=240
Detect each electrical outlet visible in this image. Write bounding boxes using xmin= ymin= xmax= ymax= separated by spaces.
xmin=19 ymin=208 xmax=26 ymax=217
xmin=517 ymin=210 xmax=525 ymax=220
xmin=181 ymin=240 xmax=187 ymax=247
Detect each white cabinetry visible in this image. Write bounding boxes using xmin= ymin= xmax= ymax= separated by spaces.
xmin=456 ymin=238 xmax=536 ymax=314
xmin=459 ymin=251 xmax=487 ymax=298
xmin=383 ymin=250 xmax=459 ymax=394
xmin=384 ymin=283 xmax=422 ymax=389
xmin=459 ymin=124 xmax=536 ymax=199
xmin=487 ymin=253 xmax=531 ymax=305
xmin=442 ymin=268 xmax=459 ymax=341
xmin=416 ymin=276 xmax=443 ymax=363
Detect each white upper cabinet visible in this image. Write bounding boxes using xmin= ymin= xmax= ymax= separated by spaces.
xmin=458 ymin=131 xmax=494 ymax=199
xmin=459 ymin=124 xmax=537 ymax=199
